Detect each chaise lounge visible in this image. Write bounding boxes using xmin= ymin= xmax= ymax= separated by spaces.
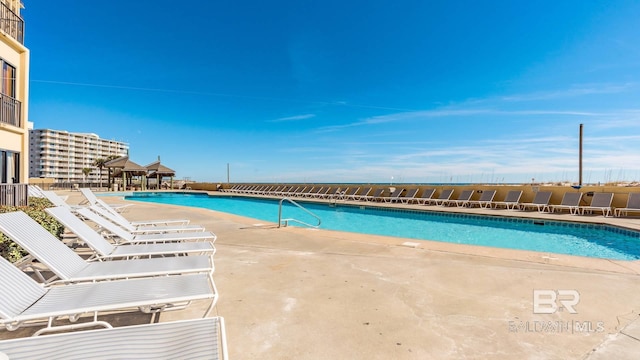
xmin=579 ymin=193 xmax=614 ymax=217
xmin=518 ymin=191 xmax=552 ymax=212
xmin=0 ymin=255 xmax=217 ymax=335
xmin=546 ymin=192 xmax=582 ymax=215
xmin=614 ymin=193 xmax=640 ymax=217
xmin=491 ymin=190 xmax=522 ymax=209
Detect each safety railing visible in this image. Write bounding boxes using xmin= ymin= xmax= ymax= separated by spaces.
xmin=0 ymin=183 xmax=28 ymax=206
xmin=278 ymin=197 xmax=321 ymax=228
xmin=0 ymin=2 xmax=24 ymax=44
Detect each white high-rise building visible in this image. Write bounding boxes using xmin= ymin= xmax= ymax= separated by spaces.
xmin=29 ymin=129 xmax=128 ymax=183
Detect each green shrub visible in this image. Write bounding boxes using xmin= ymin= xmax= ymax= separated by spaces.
xmin=0 ymin=197 xmax=65 ymax=263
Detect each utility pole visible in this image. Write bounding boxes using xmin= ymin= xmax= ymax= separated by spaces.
xmin=579 ymin=124 xmax=583 ymax=187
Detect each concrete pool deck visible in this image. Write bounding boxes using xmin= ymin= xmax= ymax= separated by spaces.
xmin=3 ymin=191 xmax=640 ymax=359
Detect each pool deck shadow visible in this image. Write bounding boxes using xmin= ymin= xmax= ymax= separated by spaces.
xmin=1 ymin=190 xmax=638 ymax=359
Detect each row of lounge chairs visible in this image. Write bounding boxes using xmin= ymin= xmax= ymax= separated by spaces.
xmin=222 ymin=184 xmax=640 ymax=217
xmin=0 ymin=188 xmax=228 ymax=359
xmin=224 ymin=185 xmax=423 ymax=203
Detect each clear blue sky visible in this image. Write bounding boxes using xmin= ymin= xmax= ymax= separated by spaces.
xmin=23 ymin=1 xmax=640 ymax=184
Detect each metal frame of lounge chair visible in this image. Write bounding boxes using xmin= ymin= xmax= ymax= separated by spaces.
xmin=294 ymin=186 xmax=308 ymax=196
xmin=0 ymin=211 xmax=215 ymax=285
xmin=300 ymin=186 xmax=320 ymax=198
xmin=89 ymin=205 xmax=205 ymax=234
xmin=28 ymin=185 xmax=46 ymax=198
xmin=442 ymin=190 xmax=475 ymax=207
xmin=264 ymin=185 xmax=280 ymax=196
xmin=467 ymin=190 xmax=496 ymax=208
xmin=384 ymin=188 xmax=405 ymax=203
xmin=79 ymin=188 xmax=192 ymax=227
xmin=399 ymin=188 xmax=419 ymax=204
xmin=491 ymin=190 xmax=522 ymax=209
xmin=545 ymin=192 xmax=582 ymax=214
xmin=314 ymin=187 xmax=332 ymax=198
xmin=342 ymin=187 xmax=360 ymax=200
xmin=46 ymin=207 xmax=216 ymax=261
xmin=416 ymin=188 xmax=436 ymax=205
xmin=0 ymin=317 xmax=228 ymax=360
xmin=579 ymin=192 xmax=613 ymax=217
xmin=76 ymin=207 xmax=216 ymax=245
xmin=323 ymin=187 xmax=342 ymax=199
xmin=425 ymin=189 xmax=454 ymax=206
xmin=353 ymin=187 xmax=371 ymax=201
xmin=276 ymin=186 xmax=294 ymax=197
xmin=0 ymin=255 xmax=217 ymax=335
xmin=364 ymin=188 xmax=385 ymax=202
xmin=518 ymin=191 xmax=552 ymax=212
xmin=78 ymin=188 xmax=134 ymax=214
xmin=614 ymin=193 xmax=640 ymax=217
xmin=42 ymin=191 xmax=83 ymax=211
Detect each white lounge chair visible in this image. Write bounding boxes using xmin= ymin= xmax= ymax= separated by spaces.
xmin=0 ymin=255 xmax=217 ymax=335
xmin=80 ymin=188 xmax=191 ymax=227
xmin=442 ymin=190 xmax=475 ymax=207
xmin=383 ymin=188 xmax=405 ymax=203
xmin=364 ymin=188 xmax=385 ymax=202
xmin=76 ymin=207 xmax=216 ymax=245
xmin=342 ymin=187 xmax=360 ymax=200
xmin=614 ymin=193 xmax=640 ymax=217
xmin=0 ymin=211 xmax=214 ymax=285
xmin=42 ymin=191 xmax=81 ymax=210
xmin=546 ymin=192 xmax=582 ymax=214
xmin=28 ymin=185 xmax=46 ymax=198
xmin=491 ymin=190 xmax=522 ymax=209
xmin=314 ymin=187 xmax=332 ymax=198
xmin=416 ymin=188 xmax=436 ymax=205
xmin=89 ymin=205 xmax=205 ymax=234
xmin=79 ymin=187 xmax=134 ymax=213
xmin=519 ymin=191 xmax=552 ymax=212
xmin=425 ymin=189 xmax=454 ymax=206
xmin=467 ymin=190 xmax=496 ymax=208
xmin=579 ymin=193 xmax=613 ymax=217
xmin=354 ymin=187 xmax=372 ymax=201
xmin=400 ymin=188 xmax=419 ymax=204
xmin=323 ymin=187 xmax=342 ymax=199
xmin=46 ymin=206 xmax=216 ymax=261
xmin=0 ymin=317 xmax=228 ymax=360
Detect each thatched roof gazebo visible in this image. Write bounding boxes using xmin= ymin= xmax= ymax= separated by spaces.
xmin=105 ymin=156 xmax=148 ymax=191
xmin=146 ymin=158 xmax=176 ymax=189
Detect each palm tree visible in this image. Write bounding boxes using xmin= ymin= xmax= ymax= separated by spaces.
xmin=93 ymin=158 xmax=106 ymax=188
xmin=82 ymin=167 xmax=92 ymax=186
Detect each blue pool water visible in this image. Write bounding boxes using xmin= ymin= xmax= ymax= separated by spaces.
xmin=125 ymin=192 xmax=640 ymax=261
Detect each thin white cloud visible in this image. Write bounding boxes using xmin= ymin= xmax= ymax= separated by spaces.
xmin=271 ymin=114 xmax=316 ymax=122
xmin=498 ymin=83 xmax=635 ymax=102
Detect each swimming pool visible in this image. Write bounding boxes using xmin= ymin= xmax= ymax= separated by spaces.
xmin=125 ymin=192 xmax=640 ymax=261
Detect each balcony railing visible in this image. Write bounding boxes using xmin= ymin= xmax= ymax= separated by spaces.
xmin=0 ymin=2 xmax=24 ymax=44
xmin=0 ymin=183 xmax=28 ymax=206
xmin=0 ymin=93 xmax=21 ymax=127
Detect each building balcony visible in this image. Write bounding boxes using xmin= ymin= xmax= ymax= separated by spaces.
xmin=0 ymin=2 xmax=24 ymax=44
xmin=0 ymin=93 xmax=21 ymax=127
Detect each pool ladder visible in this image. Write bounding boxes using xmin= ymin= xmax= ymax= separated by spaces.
xmin=278 ymin=197 xmax=321 ymax=228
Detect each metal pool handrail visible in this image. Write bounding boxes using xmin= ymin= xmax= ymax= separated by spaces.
xmin=278 ymin=197 xmax=321 ymax=228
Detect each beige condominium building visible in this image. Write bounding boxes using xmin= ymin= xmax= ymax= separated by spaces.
xmin=0 ymin=0 xmax=27 ymax=204
xmin=29 ymin=129 xmax=129 ymax=184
